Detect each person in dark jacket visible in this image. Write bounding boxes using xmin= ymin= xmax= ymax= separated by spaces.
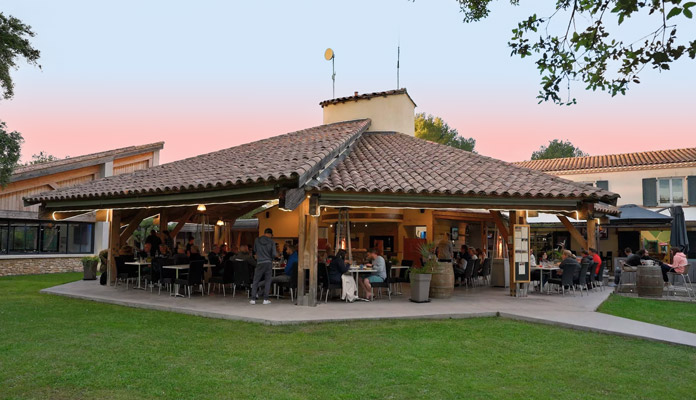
xmin=250 ymin=228 xmax=277 ymax=305
xmin=144 ymin=230 xmax=161 ymax=257
xmin=328 ymin=249 xmax=350 ymax=284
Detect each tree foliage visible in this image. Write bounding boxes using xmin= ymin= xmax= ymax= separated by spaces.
xmin=415 ymin=112 xmax=476 ymax=152
xmin=0 ymin=12 xmax=41 ymax=100
xmin=531 ymin=139 xmax=588 ymax=160
xmin=455 ymin=0 xmax=696 ymax=105
xmin=0 ymin=121 xmax=23 ymax=187
xmin=24 ymin=151 xmax=59 ymax=166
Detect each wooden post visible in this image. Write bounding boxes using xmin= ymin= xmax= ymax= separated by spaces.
xmin=107 ymin=210 xmax=121 ymax=285
xmin=508 ymin=211 xmax=517 ymax=296
xmin=297 ymin=200 xmax=306 ymax=304
xmin=159 ymin=210 xmax=169 ymax=233
xmin=296 ymin=197 xmax=318 ymax=306
xmin=587 ymin=218 xmax=597 ymax=251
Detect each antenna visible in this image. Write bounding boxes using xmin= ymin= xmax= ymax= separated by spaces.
xmin=324 ymin=48 xmax=335 ymax=98
xmin=396 ymin=45 xmax=400 ymax=89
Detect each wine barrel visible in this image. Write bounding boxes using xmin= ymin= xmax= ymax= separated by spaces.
xmin=429 ymin=261 xmax=454 ymax=299
xmin=636 ymin=266 xmax=663 ymax=298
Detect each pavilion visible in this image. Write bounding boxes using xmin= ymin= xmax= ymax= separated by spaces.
xmin=24 ymin=89 xmax=619 ymax=305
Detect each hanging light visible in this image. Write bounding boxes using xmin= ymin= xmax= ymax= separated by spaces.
xmin=216 ymin=218 xmax=224 ymax=226
xmin=197 ymin=204 xmax=207 ymax=212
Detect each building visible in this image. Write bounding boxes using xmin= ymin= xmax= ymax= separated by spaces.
xmin=0 ymin=142 xmax=164 ymax=276
xmin=25 ymin=89 xmax=618 ymax=302
xmin=515 ymin=149 xmax=696 ymax=260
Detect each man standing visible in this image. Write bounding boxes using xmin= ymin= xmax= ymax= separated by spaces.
xmin=145 ymin=230 xmax=161 ymax=257
xmin=251 ymin=228 xmax=277 ymax=305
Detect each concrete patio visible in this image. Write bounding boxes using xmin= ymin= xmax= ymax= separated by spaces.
xmin=41 ymin=279 xmax=696 ymax=348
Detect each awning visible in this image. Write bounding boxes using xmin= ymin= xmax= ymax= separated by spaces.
xmin=608 ymin=204 xmax=673 ymax=225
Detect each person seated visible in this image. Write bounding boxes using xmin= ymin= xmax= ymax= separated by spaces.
xmin=272 ymin=244 xmax=297 ymax=284
xmin=550 ymin=250 xmax=580 ymax=291
xmin=156 ymin=244 xmax=171 ymax=259
xmin=361 ymin=248 xmax=387 ymax=301
xmin=233 ymin=244 xmax=257 ymax=283
xmin=188 ymin=245 xmax=203 ymax=261
xmin=137 ymin=243 xmax=152 ymax=260
xmin=328 ymin=249 xmax=350 ymax=285
xmin=538 ymin=251 xmax=549 ymax=265
xmin=172 ymin=246 xmax=189 ymax=265
xmin=468 ymin=247 xmax=478 ymax=261
xmin=661 ymin=247 xmax=689 ymax=289
xmin=208 ymin=245 xmax=221 ymax=265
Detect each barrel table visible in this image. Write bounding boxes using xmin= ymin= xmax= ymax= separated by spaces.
xmin=636 ymin=265 xmax=663 ymax=298
xmin=429 ymin=261 xmax=454 ymax=299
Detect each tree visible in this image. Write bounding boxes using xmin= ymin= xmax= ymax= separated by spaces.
xmin=531 ymin=139 xmax=588 ymax=160
xmin=415 ymin=112 xmax=476 ymax=152
xmin=0 ymin=12 xmax=41 ymax=186
xmin=454 ymin=1 xmax=696 ymax=105
xmin=25 ymin=151 xmax=59 ymax=166
xmin=0 ymin=121 xmax=23 ymax=187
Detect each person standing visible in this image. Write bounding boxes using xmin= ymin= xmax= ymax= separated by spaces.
xmin=145 ymin=230 xmax=161 ymax=257
xmin=250 ymin=228 xmax=277 ymax=305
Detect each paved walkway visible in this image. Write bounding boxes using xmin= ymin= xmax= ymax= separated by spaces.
xmin=42 ymin=280 xmax=696 ymax=348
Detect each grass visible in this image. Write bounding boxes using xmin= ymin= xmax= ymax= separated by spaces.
xmin=598 ymin=293 xmax=696 ymax=334
xmin=1 ymin=274 xmax=695 ymax=400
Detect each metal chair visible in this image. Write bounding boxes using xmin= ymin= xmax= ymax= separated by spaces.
xmin=668 ymin=264 xmax=694 ymax=300
xmin=574 ymin=261 xmax=590 ymax=296
xmin=393 ymin=259 xmax=412 ymax=293
xmin=174 ymin=260 xmax=205 ymax=298
xmin=370 ymin=260 xmax=391 ymax=300
xmin=275 ymin=262 xmax=298 ymax=302
xmin=209 ymin=259 xmax=234 ymax=296
xmin=547 ymin=263 xmax=577 ymax=296
xmin=231 ymin=259 xmax=252 ymax=298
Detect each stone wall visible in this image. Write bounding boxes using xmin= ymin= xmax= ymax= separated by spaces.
xmin=0 ymin=257 xmax=84 ymax=277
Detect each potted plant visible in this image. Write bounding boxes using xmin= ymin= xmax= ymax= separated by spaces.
xmin=409 ymin=242 xmax=437 ymax=303
xmin=81 ymin=256 xmax=99 ymax=280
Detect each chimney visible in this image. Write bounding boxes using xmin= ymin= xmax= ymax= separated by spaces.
xmin=320 ymin=89 xmax=417 ymax=136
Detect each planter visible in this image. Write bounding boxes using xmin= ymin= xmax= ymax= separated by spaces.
xmin=82 ymin=260 xmax=98 ymax=280
xmin=410 ymin=273 xmax=432 ymax=303
xmin=429 ymin=261 xmax=454 ymax=299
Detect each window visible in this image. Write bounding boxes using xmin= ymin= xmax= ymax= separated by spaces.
xmin=658 ymin=178 xmax=684 ymax=205
xmin=0 ymin=220 xmax=94 ymax=255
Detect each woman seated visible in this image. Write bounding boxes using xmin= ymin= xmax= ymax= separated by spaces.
xmin=661 ymin=247 xmax=689 ymax=289
xmin=328 ymin=249 xmax=350 ymax=285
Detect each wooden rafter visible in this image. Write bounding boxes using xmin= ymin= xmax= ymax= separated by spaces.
xmin=489 ymin=211 xmax=509 ymax=241
xmin=557 ymin=215 xmax=588 ymax=250
xmin=119 ymin=208 xmax=155 ymax=246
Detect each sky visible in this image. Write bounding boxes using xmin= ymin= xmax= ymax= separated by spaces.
xmin=1 ymin=0 xmax=694 ymax=164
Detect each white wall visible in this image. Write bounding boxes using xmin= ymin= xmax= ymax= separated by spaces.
xmin=322 ymin=93 xmax=415 ymax=136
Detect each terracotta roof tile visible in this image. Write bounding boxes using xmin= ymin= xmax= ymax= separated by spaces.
xmin=316 ymin=132 xmax=617 ymax=202
xmin=25 ymin=120 xmax=370 ymax=203
xmin=514 ymin=148 xmax=696 ymax=172
xmin=319 ymin=89 xmax=417 ymax=108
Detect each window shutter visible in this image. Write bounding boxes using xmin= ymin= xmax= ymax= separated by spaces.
xmin=688 ymin=176 xmax=696 ymax=206
xmin=596 ymin=180 xmax=609 ymax=191
xmin=642 ymin=178 xmax=658 ymax=207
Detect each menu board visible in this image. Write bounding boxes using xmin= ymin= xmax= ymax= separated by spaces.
xmin=513 ymin=224 xmax=530 ymax=283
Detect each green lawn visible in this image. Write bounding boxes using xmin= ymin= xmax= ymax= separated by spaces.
xmin=1 ymin=274 xmax=695 ymax=400
xmin=598 ymin=294 xmax=696 ymax=334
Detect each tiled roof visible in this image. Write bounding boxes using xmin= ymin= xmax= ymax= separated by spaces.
xmin=25 ymin=120 xmax=370 ymax=203
xmin=513 ymin=148 xmax=696 ymax=172
xmin=316 ymin=132 xmax=617 ymax=202
xmin=11 ymin=142 xmax=164 ymax=182
xmin=319 ymin=89 xmax=417 ymax=108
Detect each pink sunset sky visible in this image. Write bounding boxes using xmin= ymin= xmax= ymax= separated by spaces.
xmin=1 ymin=1 xmax=694 ymax=164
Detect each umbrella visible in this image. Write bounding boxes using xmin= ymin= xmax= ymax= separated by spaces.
xmin=669 ymin=206 xmax=689 ymax=254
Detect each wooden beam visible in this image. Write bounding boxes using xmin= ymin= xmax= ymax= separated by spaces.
xmin=279 ymin=188 xmax=306 ymax=212
xmin=508 ymin=211 xmax=517 ymax=296
xmin=296 ymin=199 xmax=307 ymax=304
xmin=119 ymin=208 xmax=153 ymax=246
xmin=158 ymin=210 xmax=169 ymax=233
xmin=557 ymin=215 xmax=588 ymax=250
xmin=489 ymin=211 xmax=509 ymax=240
xmin=170 ymin=209 xmax=196 ymax=238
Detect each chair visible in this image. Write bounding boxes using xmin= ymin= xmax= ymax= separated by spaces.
xmin=587 ymin=262 xmax=599 ymax=291
xmin=462 ymin=259 xmax=475 ymax=289
xmin=209 ymin=259 xmax=234 ymax=296
xmin=547 ymin=263 xmax=577 ymax=296
xmin=594 ymin=262 xmax=606 ymax=291
xmin=319 ymin=264 xmax=343 ymax=303
xmin=667 ymin=264 xmax=694 ymax=300
xmin=115 ymin=256 xmax=136 ymax=288
xmin=158 ymin=258 xmax=176 ymax=295
xmin=370 ymin=260 xmax=391 ymax=300
xmin=275 ymin=262 xmax=298 ymax=302
xmin=480 ymin=258 xmax=492 ymax=286
xmin=231 ymin=259 xmax=252 ymax=298
xmin=574 ymin=261 xmax=590 ymax=297
xmin=393 ymin=259 xmax=412 ymax=293
xmin=175 ymin=260 xmax=205 ymax=298
xmin=470 ymin=259 xmax=481 ymax=287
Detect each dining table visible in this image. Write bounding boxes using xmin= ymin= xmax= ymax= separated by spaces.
xmin=531 ymin=263 xmax=560 ymax=294
xmin=349 ymin=266 xmax=376 ymax=300
xmin=125 ymin=261 xmax=151 ymax=290
xmin=162 ymin=264 xmax=192 ymax=297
